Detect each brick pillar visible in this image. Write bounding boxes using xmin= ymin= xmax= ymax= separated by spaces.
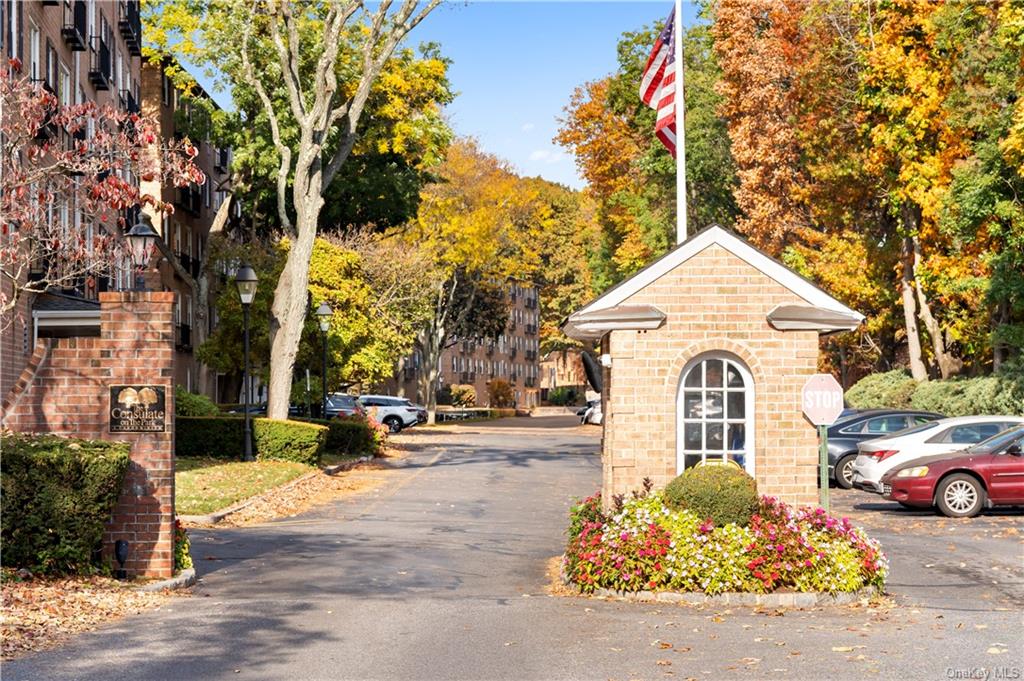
xmin=99 ymin=291 xmax=176 ymax=578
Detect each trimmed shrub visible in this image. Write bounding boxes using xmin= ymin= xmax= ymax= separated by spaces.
xmin=488 ymin=408 xmax=516 ymax=418
xmin=845 ymin=369 xmax=916 ymax=409
xmin=308 ymin=415 xmax=385 ymax=457
xmin=911 ymin=371 xmax=1024 ymax=416
xmin=253 ymin=419 xmax=327 ymax=466
xmin=175 ymin=416 xmax=245 ymax=459
xmin=174 ymin=385 xmax=219 ymax=417
xmin=488 ymin=379 xmax=515 ymax=408
xmin=176 ymin=417 xmax=330 ymax=464
xmin=450 ymin=384 xmax=477 ymax=407
xmin=1 ymin=434 xmax=131 ymax=575
xmin=664 ymin=465 xmax=760 ymax=527
xmin=547 ymin=386 xmax=578 ymax=406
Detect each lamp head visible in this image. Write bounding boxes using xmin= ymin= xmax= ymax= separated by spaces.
xmin=125 ymin=215 xmax=160 ymax=269
xmin=235 ymin=264 xmax=258 ymax=306
xmin=315 ymin=302 xmax=332 ymax=332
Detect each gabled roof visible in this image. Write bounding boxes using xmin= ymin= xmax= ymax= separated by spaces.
xmin=572 ymin=225 xmax=863 ymax=320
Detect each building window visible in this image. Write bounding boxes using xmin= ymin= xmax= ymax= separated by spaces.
xmin=162 ymin=71 xmax=170 ymax=106
xmin=28 ymin=21 xmax=39 ymax=80
xmin=59 ymin=63 xmax=71 ymax=106
xmin=677 ymin=353 xmax=754 ymax=476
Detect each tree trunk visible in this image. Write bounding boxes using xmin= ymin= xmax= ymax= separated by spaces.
xmin=911 ymin=236 xmax=962 ymax=379
xmin=899 ymin=235 xmax=929 ymax=382
xmin=993 ymin=298 xmax=1009 ymax=371
xmin=417 ymin=321 xmax=445 ymax=425
xmin=266 ymin=195 xmax=322 ymax=420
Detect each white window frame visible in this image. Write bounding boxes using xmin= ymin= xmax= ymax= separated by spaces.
xmin=676 ymin=352 xmax=755 ymax=477
xmin=28 ymin=20 xmax=39 ymax=81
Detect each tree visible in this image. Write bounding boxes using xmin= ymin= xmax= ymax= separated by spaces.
xmin=0 ymin=64 xmax=202 ymax=319
xmin=146 ymin=0 xmax=444 ymax=419
xmin=402 ymin=139 xmax=550 ymax=422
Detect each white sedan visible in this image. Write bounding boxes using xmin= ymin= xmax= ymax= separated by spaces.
xmin=851 ymin=415 xmax=1024 ymax=493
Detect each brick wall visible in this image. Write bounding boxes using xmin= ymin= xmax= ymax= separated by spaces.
xmin=602 ymin=244 xmax=820 ymax=507
xmin=1 ymin=291 xmax=176 ymax=578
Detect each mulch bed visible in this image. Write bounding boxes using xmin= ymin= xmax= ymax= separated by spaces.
xmin=1 ymin=571 xmax=172 ymax=660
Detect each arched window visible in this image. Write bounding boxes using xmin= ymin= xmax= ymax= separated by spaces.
xmin=677 ymin=354 xmax=755 ymax=476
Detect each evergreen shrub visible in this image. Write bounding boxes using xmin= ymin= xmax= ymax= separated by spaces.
xmin=174 ymin=385 xmax=219 ymax=417
xmin=664 ymin=465 xmax=760 ymax=527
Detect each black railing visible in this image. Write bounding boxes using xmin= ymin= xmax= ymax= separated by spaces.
xmin=509 ymin=348 xmax=518 ymax=360
xmin=509 ymin=373 xmax=519 ymax=384
xmin=459 ymin=372 xmax=469 ymax=383
xmin=42 ymin=0 xmax=61 ymax=6
xmin=190 ymin=256 xmax=201 ymax=278
xmin=402 ymin=367 xmax=416 ymax=380
xmin=525 ymin=378 xmax=536 ymax=388
xmin=525 ymin=297 xmax=538 ymax=310
xmin=177 ymin=186 xmax=201 ymax=215
xmin=88 ymin=36 xmax=112 ymax=90
xmin=176 ymin=323 xmax=192 ymax=350
xmin=177 ymin=253 xmax=193 ymax=276
xmin=214 ymin=147 xmax=229 ymax=171
xmin=120 ymin=88 xmax=139 ymax=114
xmin=525 ymin=350 xmax=537 ymax=361
xmin=526 ymin=324 xmax=537 ymax=335
xmin=31 ymin=81 xmax=58 ymax=141
xmin=118 ymin=1 xmax=142 ymax=56
xmin=62 ymin=1 xmax=88 ymax=51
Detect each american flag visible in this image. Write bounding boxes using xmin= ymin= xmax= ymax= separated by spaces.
xmin=639 ymin=8 xmax=677 ymax=157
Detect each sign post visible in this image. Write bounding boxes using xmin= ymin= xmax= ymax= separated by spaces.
xmin=801 ymin=374 xmax=845 ymax=511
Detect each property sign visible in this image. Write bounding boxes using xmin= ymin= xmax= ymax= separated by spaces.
xmin=801 ymin=374 xmax=844 ymax=426
xmin=109 ymin=385 xmax=167 ymax=433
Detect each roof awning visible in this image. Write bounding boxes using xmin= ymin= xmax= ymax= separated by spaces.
xmin=562 ymin=304 xmax=666 ymax=341
xmin=32 ymin=293 xmax=101 ymax=339
xmin=766 ymin=304 xmax=863 ymax=334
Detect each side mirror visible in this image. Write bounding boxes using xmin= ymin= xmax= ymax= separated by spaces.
xmin=1007 ymin=443 xmax=1023 ymax=456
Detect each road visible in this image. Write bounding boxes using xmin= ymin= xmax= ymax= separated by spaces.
xmin=5 ymin=419 xmax=1022 ymax=680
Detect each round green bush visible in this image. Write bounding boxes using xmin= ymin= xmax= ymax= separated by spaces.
xmin=844 ymin=369 xmax=916 ymax=409
xmin=175 ymin=385 xmax=220 ymax=417
xmin=664 ymin=465 xmax=760 ymax=527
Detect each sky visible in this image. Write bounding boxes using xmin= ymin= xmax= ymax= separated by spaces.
xmin=195 ymin=2 xmax=702 ymax=190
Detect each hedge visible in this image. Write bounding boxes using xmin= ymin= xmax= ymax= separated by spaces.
xmin=1 ymin=434 xmax=130 ymax=575
xmin=846 ymin=366 xmax=1024 ymax=416
xmin=175 ymin=416 xmax=327 ymax=465
xmin=306 ymin=417 xmax=383 ymax=457
xmin=664 ymin=464 xmax=760 ymax=527
xmin=174 ymin=385 xmax=219 ymax=417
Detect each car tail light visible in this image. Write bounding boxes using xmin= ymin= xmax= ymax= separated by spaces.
xmin=869 ymin=449 xmax=899 ymax=461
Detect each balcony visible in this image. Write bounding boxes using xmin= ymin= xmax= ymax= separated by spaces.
xmin=118 ymin=1 xmax=142 ymax=56
xmin=88 ymin=36 xmax=112 ymax=90
xmin=525 ymin=323 xmax=537 ymax=335
xmin=508 ymin=321 xmax=517 ymax=332
xmin=61 ymin=1 xmax=88 ymax=51
xmin=177 ymin=253 xmax=193 ymax=277
xmin=459 ymin=372 xmax=470 ymax=383
xmin=509 ymin=372 xmax=519 ymax=384
xmin=485 ymin=343 xmax=495 ymax=356
xmin=509 ymin=348 xmax=518 ymax=360
xmin=42 ymin=0 xmax=61 ymax=6
xmin=525 ymin=350 xmax=537 ymax=361
xmin=31 ymin=81 xmax=58 ymax=141
xmin=402 ymin=366 xmax=416 ymax=380
xmin=525 ymin=297 xmax=538 ymax=310
xmin=175 ymin=323 xmax=192 ymax=351
xmin=525 ymin=377 xmax=536 ymax=388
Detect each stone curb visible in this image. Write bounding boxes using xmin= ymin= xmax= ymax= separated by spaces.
xmin=177 ymin=455 xmax=376 ymax=526
xmin=588 ymin=586 xmax=878 ymax=607
xmin=137 ymin=566 xmax=196 ymax=592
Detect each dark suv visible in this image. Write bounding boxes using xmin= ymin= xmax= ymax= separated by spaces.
xmin=825 ymin=409 xmax=945 ymax=488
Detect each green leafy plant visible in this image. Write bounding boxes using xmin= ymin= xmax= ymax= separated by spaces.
xmin=567 ymin=492 xmax=605 ymax=544
xmin=309 ymin=414 xmax=386 ymax=458
xmin=1 ymin=434 xmax=130 ymax=575
xmin=252 ymin=419 xmax=327 ymax=466
xmin=174 ymin=385 xmax=220 ymax=417
xmin=450 ymin=384 xmax=477 ymax=407
xmin=663 ymin=465 xmax=760 ymax=527
xmin=844 ymin=370 xmax=917 ymax=409
xmin=175 ymin=416 xmax=245 ymax=459
xmin=174 ymin=518 xmax=193 ymax=571
xmin=547 ymin=386 xmax=578 ymax=406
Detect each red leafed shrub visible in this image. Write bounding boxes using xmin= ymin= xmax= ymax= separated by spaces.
xmin=565 ymin=520 xmax=672 ymax=592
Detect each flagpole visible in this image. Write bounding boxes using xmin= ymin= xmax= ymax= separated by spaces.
xmin=674 ymin=0 xmax=686 ymax=243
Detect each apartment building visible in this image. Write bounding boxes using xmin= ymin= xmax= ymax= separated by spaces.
xmin=539 ymin=348 xmax=589 ymax=401
xmin=1 ymin=0 xmax=144 ymax=398
xmin=140 ymin=56 xmax=233 ymax=395
xmin=386 ymin=281 xmax=542 ymax=408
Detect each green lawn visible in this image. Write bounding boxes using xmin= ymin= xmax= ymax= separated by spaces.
xmin=175 ymin=457 xmax=312 ymax=515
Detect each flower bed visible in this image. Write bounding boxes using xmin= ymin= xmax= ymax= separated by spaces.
xmin=563 ymin=490 xmax=887 ymax=596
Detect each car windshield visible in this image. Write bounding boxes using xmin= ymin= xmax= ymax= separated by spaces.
xmin=964 ymin=425 xmax=1024 ymax=454
xmin=329 ymin=395 xmax=355 ymax=407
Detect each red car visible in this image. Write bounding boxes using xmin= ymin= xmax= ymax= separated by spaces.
xmin=880 ymin=424 xmax=1024 ymax=518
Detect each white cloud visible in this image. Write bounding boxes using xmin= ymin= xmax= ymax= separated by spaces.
xmin=528 ymin=148 xmax=566 ymax=164
xmin=521 ymin=123 xmax=535 ymax=132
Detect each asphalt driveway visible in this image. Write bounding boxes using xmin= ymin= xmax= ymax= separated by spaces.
xmin=5 ymin=421 xmax=1022 ymax=680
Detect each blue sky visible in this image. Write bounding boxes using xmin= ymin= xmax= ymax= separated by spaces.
xmin=196 ymin=2 xmax=701 ymax=189
xmin=412 ymin=1 xmax=700 ymax=188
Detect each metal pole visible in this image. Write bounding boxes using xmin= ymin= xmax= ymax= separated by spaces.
xmin=243 ymin=304 xmax=253 ymax=461
xmin=819 ymin=424 xmax=829 ymax=511
xmin=321 ymin=328 xmax=328 ymax=419
xmin=673 ymin=0 xmax=687 ymax=243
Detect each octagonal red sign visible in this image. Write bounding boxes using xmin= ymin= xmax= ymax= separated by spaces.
xmin=801 ymin=374 xmax=844 ymax=426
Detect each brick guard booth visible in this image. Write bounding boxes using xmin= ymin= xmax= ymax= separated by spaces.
xmin=562 ymin=225 xmax=862 ymax=508
xmin=2 ymin=291 xmax=176 ymax=578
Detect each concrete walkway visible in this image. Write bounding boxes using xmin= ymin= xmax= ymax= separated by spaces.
xmin=5 ymin=424 xmax=1022 ymax=680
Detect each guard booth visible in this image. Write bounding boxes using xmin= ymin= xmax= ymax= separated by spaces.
xmin=562 ymin=225 xmax=862 ymax=506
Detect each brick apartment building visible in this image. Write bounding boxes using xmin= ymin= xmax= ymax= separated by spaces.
xmin=384 ymin=281 xmax=542 ymax=408
xmin=1 ymin=0 xmax=145 ymax=398
xmin=140 ymin=56 xmax=233 ymax=396
xmin=539 ymin=348 xmax=589 ymax=402
xmin=0 ymin=2 xmax=227 ymax=400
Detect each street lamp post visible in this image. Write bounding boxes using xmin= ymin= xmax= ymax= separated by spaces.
xmin=315 ymin=302 xmax=332 ymax=419
xmin=235 ymin=265 xmax=259 ymax=462
xmin=125 ymin=215 xmax=160 ymax=291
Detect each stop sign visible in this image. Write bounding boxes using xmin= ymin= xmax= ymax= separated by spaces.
xmin=802 ymin=374 xmax=844 ymax=426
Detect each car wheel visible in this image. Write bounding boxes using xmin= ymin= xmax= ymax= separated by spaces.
xmin=936 ymin=474 xmax=986 ymax=518
xmin=834 ymin=455 xmax=857 ymax=490
xmin=383 ymin=416 xmax=402 ymax=434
